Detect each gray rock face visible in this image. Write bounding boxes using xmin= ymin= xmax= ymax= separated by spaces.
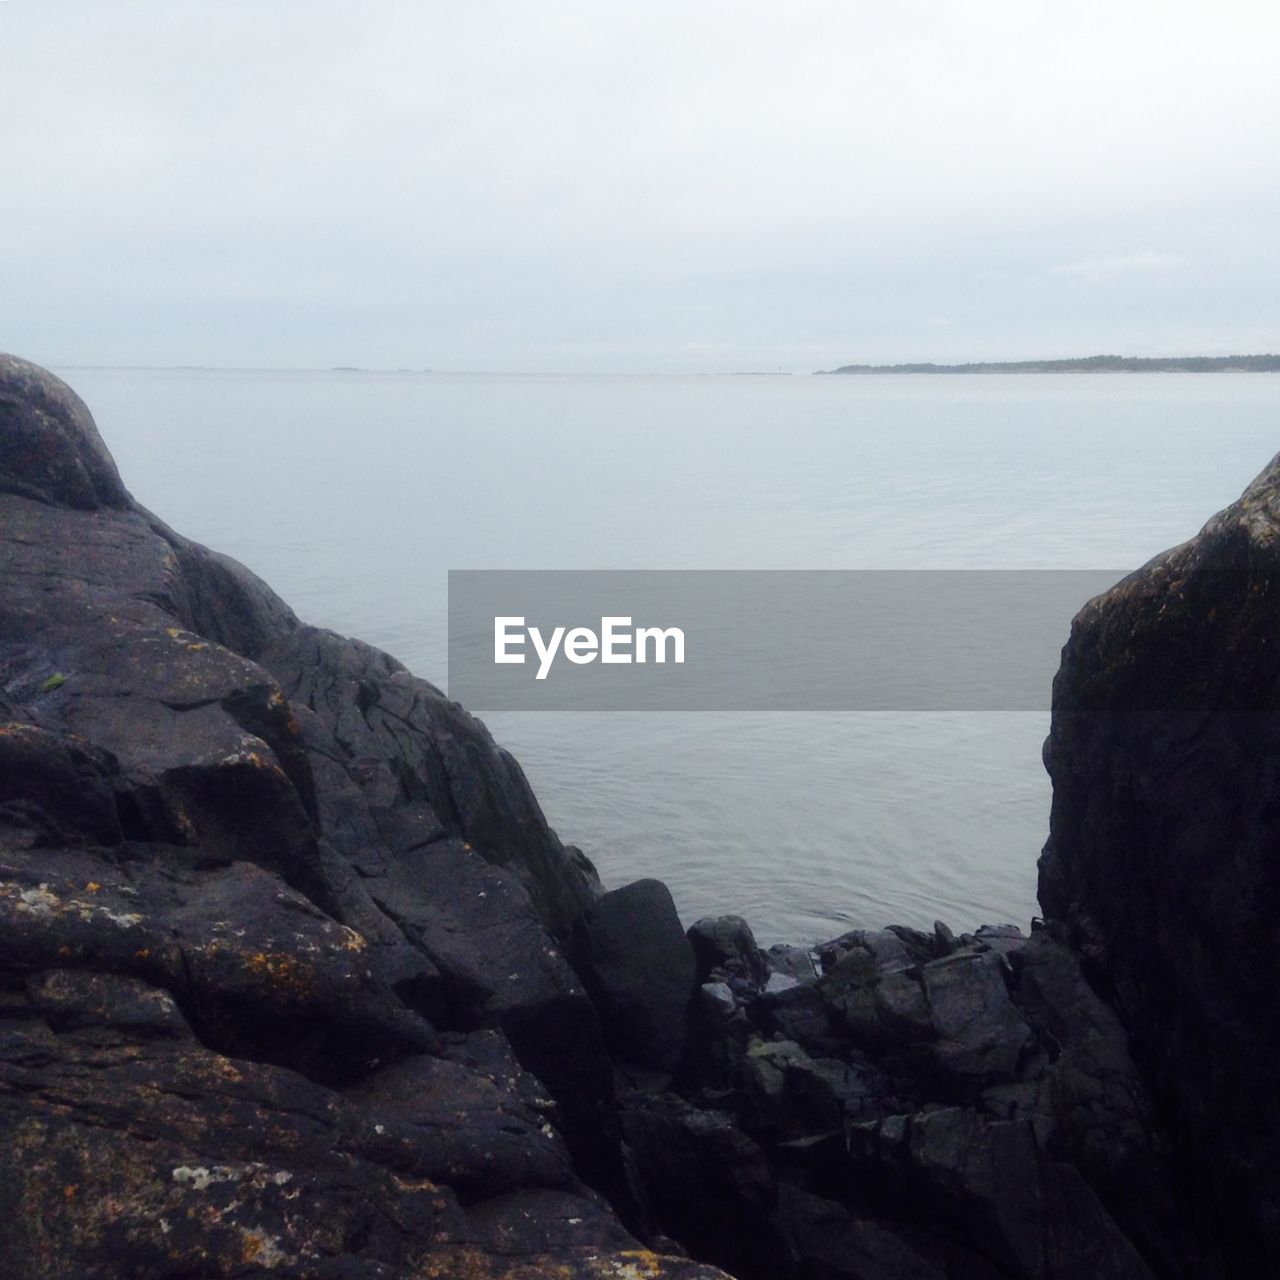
xmin=1040 ymin=450 xmax=1280 ymax=1274
xmin=0 ymin=354 xmax=131 ymax=509
xmin=763 ymin=942 xmax=817 ymax=984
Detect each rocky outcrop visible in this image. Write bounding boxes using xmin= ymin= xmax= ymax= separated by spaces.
xmin=624 ymin=920 xmax=1200 ymax=1280
xmin=1 ymin=355 xmax=1271 ymax=1278
xmin=1040 ymin=450 xmax=1280 ymax=1275
xmin=0 ymin=356 xmax=720 ymax=1279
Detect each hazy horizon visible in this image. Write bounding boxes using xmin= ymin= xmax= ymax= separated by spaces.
xmin=5 ymin=1 xmax=1278 ymax=374
xmin=45 ymin=351 xmax=1280 ymax=378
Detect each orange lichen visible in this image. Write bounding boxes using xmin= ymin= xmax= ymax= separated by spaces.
xmin=243 ymin=951 xmax=310 ymax=998
xmin=414 ymin=1247 xmax=494 ymax=1279
xmin=247 ymin=951 xmax=292 ymax=976
xmin=390 ymin=1175 xmax=443 ymax=1194
xmin=409 ymin=1251 xmax=692 ymax=1280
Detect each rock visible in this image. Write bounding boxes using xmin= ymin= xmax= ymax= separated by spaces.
xmin=817 ymin=947 xmax=884 ymax=1043
xmin=687 ymin=981 xmax=754 ymax=1090
xmin=258 ymin=624 xmax=598 ymax=939
xmin=622 ymin=1093 xmax=795 ymax=1280
xmin=0 ymin=1001 xmax=730 ymax=1279
xmin=0 ymin=358 xmax=647 ymax=1276
xmin=0 ymin=358 xmax=1256 ymax=1279
xmin=0 ymin=846 xmax=440 ymax=1084
xmin=921 ymin=950 xmax=1034 ymax=1090
xmin=755 ymin=980 xmax=842 ymax=1054
xmin=846 ymin=1107 xmax=1155 ymax=1280
xmin=26 ymin=969 xmax=191 ymax=1040
xmin=933 ymin=919 xmax=958 ymax=954
xmin=0 ymin=722 xmax=123 ymax=851
xmin=816 ymin=945 xmax=935 ymax=1057
xmin=700 ymin=981 xmax=736 ymax=1018
xmin=580 ymin=879 xmax=696 ymax=1072
xmin=0 ymin=354 xmax=130 ymax=510
xmin=688 ymin=914 xmax=769 ymax=987
xmin=818 ymin=928 xmax=916 ymax=976
xmin=973 ymin=922 xmax=1027 ymax=960
xmin=1040 ymin=451 xmax=1280 ymax=1273
xmin=343 ymin=1034 xmax=577 ymax=1197
xmin=741 ymin=1039 xmax=862 ymax=1140
xmin=872 ymin=968 xmax=933 ymax=1046
xmin=0 ymin=1005 xmax=468 ymax=1277
xmin=883 ymin=924 xmax=942 ymax=966
xmin=765 ymin=942 xmax=818 ymax=984
xmin=1014 ymin=931 xmax=1209 ymax=1274
xmin=776 ymin=1184 xmax=948 ymax=1280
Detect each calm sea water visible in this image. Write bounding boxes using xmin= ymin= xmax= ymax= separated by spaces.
xmin=59 ymin=368 xmax=1280 ymax=943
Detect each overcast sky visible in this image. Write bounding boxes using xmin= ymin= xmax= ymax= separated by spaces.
xmin=2 ymin=1 xmax=1278 ymax=373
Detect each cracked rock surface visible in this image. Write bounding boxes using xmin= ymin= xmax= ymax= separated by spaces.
xmin=1041 ymin=447 xmax=1280 ymax=1276
xmin=0 ymin=356 xmax=723 ymax=1279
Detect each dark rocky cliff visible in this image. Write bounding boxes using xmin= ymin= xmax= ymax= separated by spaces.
xmin=1040 ymin=451 xmax=1280 ymax=1275
xmin=0 ymin=355 xmax=1270 ymax=1277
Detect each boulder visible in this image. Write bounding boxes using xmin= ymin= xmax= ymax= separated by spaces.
xmin=688 ymin=913 xmax=769 ymax=987
xmin=921 ymin=950 xmax=1034 ymax=1089
xmin=740 ymin=1038 xmax=867 ymax=1139
xmin=580 ymin=878 xmax=697 ymax=1072
xmin=0 ymin=354 xmax=130 ymax=509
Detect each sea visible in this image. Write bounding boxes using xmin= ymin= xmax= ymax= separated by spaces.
xmin=58 ymin=367 xmax=1280 ymax=945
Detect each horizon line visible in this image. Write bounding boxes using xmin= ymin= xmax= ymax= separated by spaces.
xmin=37 ymin=350 xmax=1280 ymax=378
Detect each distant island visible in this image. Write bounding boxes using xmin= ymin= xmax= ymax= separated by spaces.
xmin=819 ymin=353 xmax=1280 ymax=375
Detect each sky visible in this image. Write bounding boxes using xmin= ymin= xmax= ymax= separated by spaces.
xmin=2 ymin=0 xmax=1278 ymax=373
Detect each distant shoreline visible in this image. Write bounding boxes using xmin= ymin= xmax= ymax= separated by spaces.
xmin=818 ymin=354 xmax=1280 ymax=375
